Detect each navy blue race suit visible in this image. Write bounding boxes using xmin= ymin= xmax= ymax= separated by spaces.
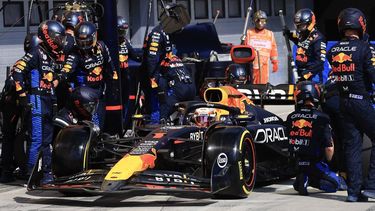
xmin=0 ymin=78 xmax=22 ymax=181
xmin=119 ymin=38 xmax=142 ymax=126
xmin=61 ymin=41 xmax=116 ymax=129
xmin=321 ymin=78 xmax=346 ymax=173
xmin=158 ymin=55 xmax=195 ymax=120
xmin=11 ymin=46 xmax=61 ymax=175
xmin=141 ymin=25 xmax=173 ymax=123
xmin=290 ymin=29 xmax=326 ymax=83
xmin=286 ymin=107 xmax=346 ymax=194
xmin=327 ymin=37 xmax=375 ymax=198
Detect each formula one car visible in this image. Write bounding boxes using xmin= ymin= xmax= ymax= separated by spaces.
xmin=27 ymin=85 xmax=296 ymax=198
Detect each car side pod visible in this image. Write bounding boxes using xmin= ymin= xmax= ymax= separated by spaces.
xmin=206 ymin=126 xmax=256 ymax=198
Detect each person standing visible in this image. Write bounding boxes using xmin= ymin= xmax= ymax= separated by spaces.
xmin=244 ymin=10 xmax=278 ymax=84
xmin=327 ymin=8 xmax=375 ymax=202
xmin=284 ymin=9 xmax=326 ymax=83
xmin=11 ymin=20 xmax=66 ymax=184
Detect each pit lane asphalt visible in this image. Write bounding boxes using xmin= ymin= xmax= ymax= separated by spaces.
xmin=1 ymin=179 xmax=374 ymax=210
xmin=0 ymin=106 xmax=373 ymax=210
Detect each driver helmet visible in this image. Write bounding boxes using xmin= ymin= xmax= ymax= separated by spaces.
xmin=75 ymin=21 xmax=97 ymax=51
xmin=70 ymin=86 xmax=100 ymax=120
xmin=192 ymin=108 xmax=216 ymax=127
xmin=294 ymin=81 xmax=321 ymax=106
xmin=337 ymin=8 xmax=367 ymax=39
xmin=294 ymin=8 xmax=316 ymax=40
xmin=226 ymin=64 xmax=248 ymax=85
xmin=38 ymin=20 xmax=66 ymax=53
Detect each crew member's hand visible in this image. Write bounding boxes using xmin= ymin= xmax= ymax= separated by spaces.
xmin=303 ymin=72 xmax=313 ymax=80
xmin=272 ymin=61 xmax=278 ymax=72
xmin=282 ymin=28 xmax=291 ymax=37
xmin=53 ymin=79 xmax=59 ymax=88
xmin=18 ymin=96 xmax=30 ymax=113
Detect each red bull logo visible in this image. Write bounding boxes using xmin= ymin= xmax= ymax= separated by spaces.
xmin=331 ymin=52 xmax=352 ymax=63
xmin=292 ymin=119 xmax=312 ymax=129
xmin=119 ymin=55 xmax=128 ymax=62
xmin=296 ymin=47 xmax=306 ymax=55
xmin=43 ymin=72 xmax=53 ymax=82
xmin=92 ymin=67 xmax=102 ymax=75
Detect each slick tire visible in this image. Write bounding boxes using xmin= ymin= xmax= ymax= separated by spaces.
xmin=207 ymin=127 xmax=256 ymax=199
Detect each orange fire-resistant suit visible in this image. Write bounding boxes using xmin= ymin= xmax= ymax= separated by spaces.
xmin=244 ymin=28 xmax=278 ymax=84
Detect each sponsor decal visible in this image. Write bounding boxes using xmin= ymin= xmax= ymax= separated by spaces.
xmin=331 ymin=53 xmax=352 ymax=63
xmin=15 ymin=81 xmax=22 ymax=91
xmin=151 ymin=42 xmax=159 ymax=47
xmin=112 ymin=71 xmax=118 ymax=80
xmin=292 ymin=119 xmax=312 ymax=129
xmin=85 ymin=60 xmax=103 ymax=69
xmin=238 ymin=88 xmax=288 ymax=100
xmin=263 ymin=116 xmax=279 ymax=123
xmin=290 ymin=113 xmax=317 ymax=119
xmin=289 ymin=138 xmax=310 ymax=146
xmin=238 ymin=161 xmax=243 ymax=180
xmin=42 ymin=72 xmax=53 ymax=82
xmin=330 ymin=46 xmax=356 ymax=52
xmin=332 ymin=63 xmax=355 ymax=72
xmin=92 ymin=66 xmax=102 ymax=75
xmin=333 ymin=75 xmax=354 ymax=82
xmin=217 ymin=153 xmax=228 ymax=168
xmin=289 ymin=129 xmax=312 ymax=138
xmin=42 ymin=24 xmax=59 ymax=51
xmin=150 ymin=47 xmax=158 ymax=52
xmin=87 ymin=74 xmax=103 ymax=82
xmin=190 ymin=131 xmax=204 ymax=141
xmin=296 ymin=47 xmax=306 ymax=55
xmin=119 ymin=55 xmax=128 ymax=62
xmin=254 ymin=127 xmax=288 ymax=144
xmin=154 ymin=173 xmax=195 ymax=185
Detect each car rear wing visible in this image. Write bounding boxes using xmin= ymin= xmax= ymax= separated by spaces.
xmin=202 ymin=77 xmax=295 ymax=106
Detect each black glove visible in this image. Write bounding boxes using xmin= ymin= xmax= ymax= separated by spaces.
xmin=282 ymin=28 xmax=291 ymax=37
xmin=18 ymin=96 xmax=31 ymax=114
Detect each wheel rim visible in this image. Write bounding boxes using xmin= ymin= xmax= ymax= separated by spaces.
xmin=242 ymin=137 xmax=255 ymax=187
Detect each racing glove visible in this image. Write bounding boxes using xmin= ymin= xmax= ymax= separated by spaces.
xmin=18 ymin=96 xmax=30 ymax=114
xmin=272 ymin=60 xmax=278 ymax=72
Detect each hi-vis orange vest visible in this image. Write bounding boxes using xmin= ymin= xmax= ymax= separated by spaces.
xmin=244 ymin=28 xmax=278 ymax=84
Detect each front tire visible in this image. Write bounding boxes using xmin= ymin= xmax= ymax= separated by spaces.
xmin=206 ymin=127 xmax=256 ymax=198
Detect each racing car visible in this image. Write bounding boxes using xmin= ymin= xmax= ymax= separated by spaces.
xmin=27 ymin=84 xmax=296 ymax=199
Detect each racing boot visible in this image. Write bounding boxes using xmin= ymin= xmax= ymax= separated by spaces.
xmin=41 ymin=172 xmax=54 ymax=186
xmin=293 ymin=173 xmax=308 ymax=196
xmin=361 ymin=189 xmax=375 ymax=199
xmin=346 ymin=194 xmax=368 ymax=202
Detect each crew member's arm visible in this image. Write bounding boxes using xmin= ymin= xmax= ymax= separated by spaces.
xmin=102 ymin=42 xmax=117 ymax=81
xmin=325 ymin=142 xmax=334 ymax=162
xmin=60 ymin=53 xmax=78 ymax=89
xmin=270 ymin=32 xmax=279 ymax=72
xmin=302 ymin=38 xmax=326 ymax=79
xmin=322 ymin=115 xmax=334 ymax=162
xmin=11 ymin=50 xmax=38 ymax=97
xmin=364 ymin=43 xmax=375 ymax=83
xmin=145 ymin=31 xmax=165 ymax=87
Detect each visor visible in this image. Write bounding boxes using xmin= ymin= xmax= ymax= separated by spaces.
xmin=295 ymin=23 xmax=308 ymax=32
xmin=76 ymin=38 xmax=96 ymax=50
